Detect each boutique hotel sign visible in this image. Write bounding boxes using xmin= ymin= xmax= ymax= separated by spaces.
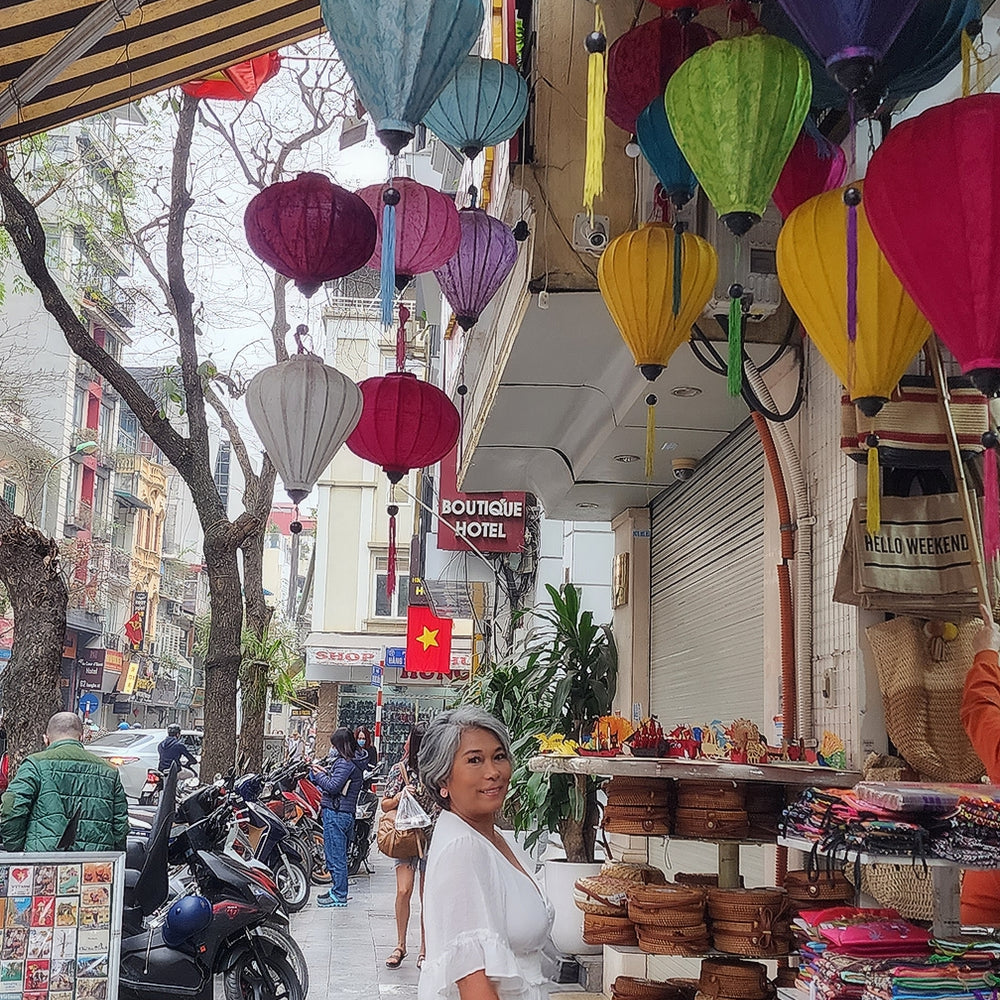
xmin=438 ymin=446 xmax=526 ymax=553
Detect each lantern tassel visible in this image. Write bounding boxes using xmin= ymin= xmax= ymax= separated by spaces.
xmin=963 ymin=28 xmax=973 ymax=97
xmin=583 ymin=4 xmax=607 ymax=220
xmin=645 ymin=393 xmax=657 ymax=481
xmin=846 ymin=200 xmax=858 ymax=343
xmin=672 ymin=223 xmax=683 ymax=317
xmin=985 ymin=441 xmax=1000 ymax=561
xmin=866 ymin=439 xmax=881 ymax=537
xmin=396 ymin=304 xmax=411 ymax=371
xmin=387 ymin=502 xmax=399 ymax=599
xmin=728 ymin=290 xmax=742 ymax=398
xmin=380 ymin=200 xmax=397 ymax=327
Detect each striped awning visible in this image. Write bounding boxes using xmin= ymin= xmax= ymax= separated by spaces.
xmin=1 ymin=0 xmax=327 ymax=145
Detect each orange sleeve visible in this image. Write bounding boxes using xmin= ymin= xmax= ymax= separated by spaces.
xmin=960 ymin=649 xmax=1000 ymax=782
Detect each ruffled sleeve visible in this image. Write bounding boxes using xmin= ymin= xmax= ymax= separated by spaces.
xmin=419 ymin=833 xmax=532 ymax=1000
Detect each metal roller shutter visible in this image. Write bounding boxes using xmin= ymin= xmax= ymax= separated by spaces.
xmin=649 ymin=421 xmax=765 ymax=724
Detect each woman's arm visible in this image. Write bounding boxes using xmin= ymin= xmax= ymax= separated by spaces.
xmin=962 ymin=647 xmax=1000 ymax=781
xmin=456 ymin=970 xmax=502 ymax=1000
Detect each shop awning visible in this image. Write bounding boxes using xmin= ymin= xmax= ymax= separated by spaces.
xmin=0 ymin=0 xmax=326 ymax=145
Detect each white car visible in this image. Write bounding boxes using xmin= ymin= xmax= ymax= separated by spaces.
xmin=87 ymin=728 xmax=202 ymax=798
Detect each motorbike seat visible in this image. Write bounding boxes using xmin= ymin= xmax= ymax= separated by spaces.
xmin=126 ymin=838 xmax=148 ymax=871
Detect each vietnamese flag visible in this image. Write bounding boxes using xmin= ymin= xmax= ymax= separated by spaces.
xmin=406 ymin=605 xmax=453 ymax=674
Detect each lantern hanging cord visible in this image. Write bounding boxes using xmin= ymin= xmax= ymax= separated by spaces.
xmin=293 ymin=324 xmax=313 ymax=354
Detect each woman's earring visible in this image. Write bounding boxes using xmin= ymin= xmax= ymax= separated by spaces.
xmin=441 ymin=788 xmax=448 ymax=798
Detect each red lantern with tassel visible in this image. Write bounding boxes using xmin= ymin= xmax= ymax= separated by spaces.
xmin=244 ymin=173 xmax=377 ymax=298
xmin=181 ymin=53 xmax=282 ymax=101
xmin=347 ymin=371 xmax=460 ymax=594
xmin=772 ymin=126 xmax=848 ymax=219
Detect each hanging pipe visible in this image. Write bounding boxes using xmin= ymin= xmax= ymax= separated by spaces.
xmin=744 ymin=357 xmax=815 ymax=742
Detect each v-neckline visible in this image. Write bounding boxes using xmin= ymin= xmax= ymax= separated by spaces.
xmin=458 ymin=814 xmax=546 ymax=902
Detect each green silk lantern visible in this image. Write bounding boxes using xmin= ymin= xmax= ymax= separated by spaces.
xmin=665 ymin=34 xmax=812 ymax=237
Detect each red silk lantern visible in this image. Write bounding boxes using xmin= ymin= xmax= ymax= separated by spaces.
xmin=865 ymin=94 xmax=1000 ymax=398
xmin=181 ymin=53 xmax=281 ymax=100
xmin=773 ymin=127 xmax=848 ymax=219
xmin=646 ymin=0 xmax=725 ymax=12
xmin=244 ymin=173 xmax=377 ymax=298
xmin=606 ymin=16 xmax=717 ymax=134
xmin=348 ymin=371 xmax=461 ymax=598
xmin=357 ymin=178 xmax=461 ymax=288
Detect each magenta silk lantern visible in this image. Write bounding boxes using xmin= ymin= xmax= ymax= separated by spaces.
xmin=773 ymin=127 xmax=848 ymax=219
xmin=244 ymin=173 xmax=377 ymax=297
xmin=357 ymin=177 xmax=461 ymax=289
xmin=433 ymin=208 xmax=518 ymax=331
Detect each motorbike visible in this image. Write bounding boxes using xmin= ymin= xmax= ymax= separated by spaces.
xmin=260 ymin=760 xmax=330 ymax=886
xmin=139 ymin=765 xmax=200 ymax=806
xmin=347 ymin=763 xmax=382 ymax=877
xmin=118 ymin=769 xmax=308 ymax=1000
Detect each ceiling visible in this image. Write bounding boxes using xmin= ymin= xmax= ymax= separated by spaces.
xmin=460 ymin=290 xmax=781 ymax=521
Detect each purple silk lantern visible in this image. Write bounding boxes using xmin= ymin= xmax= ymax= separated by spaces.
xmin=777 ymin=0 xmax=921 ymax=92
xmin=433 ymin=208 xmax=518 ymax=331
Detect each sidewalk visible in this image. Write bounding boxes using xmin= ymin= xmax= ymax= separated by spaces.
xmin=291 ymin=855 xmax=422 ymax=998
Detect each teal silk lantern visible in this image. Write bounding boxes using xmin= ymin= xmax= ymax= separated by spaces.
xmin=665 ymin=34 xmax=812 ymax=236
xmin=636 ymin=96 xmax=697 ymax=209
xmin=320 ymin=0 xmax=484 ymax=155
xmin=423 ymin=56 xmax=529 ymax=159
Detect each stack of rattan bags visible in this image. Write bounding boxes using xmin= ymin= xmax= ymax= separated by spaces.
xmin=696 ymin=958 xmax=775 ymax=1000
xmin=612 ymin=978 xmax=696 ymax=1000
xmin=706 ymin=887 xmax=791 ymax=958
xmin=674 ymin=781 xmax=749 ymax=839
xmin=783 ymin=869 xmax=854 ymax=914
xmin=628 ymin=884 xmax=709 ymax=955
xmin=604 ymin=776 xmax=672 ymax=835
xmin=574 ymin=874 xmax=636 ymax=946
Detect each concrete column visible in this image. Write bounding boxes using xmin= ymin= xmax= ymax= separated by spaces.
xmin=610 ymin=508 xmax=650 ymax=725
xmin=317 ymin=682 xmax=339 ymax=746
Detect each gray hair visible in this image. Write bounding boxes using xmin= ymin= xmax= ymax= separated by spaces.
xmin=418 ymin=706 xmax=512 ymax=809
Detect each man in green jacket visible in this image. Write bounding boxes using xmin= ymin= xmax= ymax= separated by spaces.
xmin=0 ymin=711 xmax=129 ymax=852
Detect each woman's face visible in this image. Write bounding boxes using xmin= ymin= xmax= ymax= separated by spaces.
xmin=442 ymin=727 xmax=511 ymax=823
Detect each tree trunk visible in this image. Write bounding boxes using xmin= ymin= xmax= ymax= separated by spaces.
xmin=199 ymin=529 xmax=243 ymax=781
xmin=0 ymin=503 xmax=67 ymax=769
xmin=238 ymin=524 xmax=274 ymax=772
xmin=558 ymin=774 xmax=599 ymax=864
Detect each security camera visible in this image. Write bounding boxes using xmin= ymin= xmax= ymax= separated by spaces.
xmin=573 ymin=213 xmax=610 ymax=255
xmin=672 ymin=457 xmax=697 ymax=483
xmin=587 ymin=226 xmax=608 ymax=250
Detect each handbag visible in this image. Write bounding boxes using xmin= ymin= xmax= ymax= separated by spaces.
xmin=376 ymin=763 xmax=426 ymax=860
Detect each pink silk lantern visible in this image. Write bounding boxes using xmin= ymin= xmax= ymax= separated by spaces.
xmin=773 ymin=127 xmax=848 ymax=219
xmin=357 ymin=177 xmax=461 ymax=288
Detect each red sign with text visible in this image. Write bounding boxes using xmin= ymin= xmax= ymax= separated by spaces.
xmin=437 ymin=447 xmax=526 ymax=552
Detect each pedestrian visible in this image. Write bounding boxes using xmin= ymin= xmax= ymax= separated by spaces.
xmin=311 ymin=727 xmax=369 ymax=908
xmin=382 ymin=723 xmax=440 ymax=970
xmin=960 ymin=616 xmax=1000 ymax=923
xmin=355 ymin=725 xmax=378 ymax=770
xmin=417 ymin=706 xmax=553 ymax=1000
xmin=286 ymin=731 xmax=304 ymax=762
xmin=157 ymin=724 xmax=197 ymax=781
xmin=0 ymin=711 xmax=129 ymax=852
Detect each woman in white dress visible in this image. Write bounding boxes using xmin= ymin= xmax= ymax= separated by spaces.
xmin=417 ymin=706 xmax=553 ymax=1000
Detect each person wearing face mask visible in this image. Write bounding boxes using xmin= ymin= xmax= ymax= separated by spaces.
xmin=355 ymin=725 xmax=378 ymax=770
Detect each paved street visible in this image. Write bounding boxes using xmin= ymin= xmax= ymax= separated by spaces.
xmin=291 ymin=855 xmax=422 ymax=999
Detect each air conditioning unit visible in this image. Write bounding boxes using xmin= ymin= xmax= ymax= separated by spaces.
xmin=429 ymin=137 xmax=462 ymax=194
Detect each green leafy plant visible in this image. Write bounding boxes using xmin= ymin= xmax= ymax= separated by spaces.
xmin=462 ymin=583 xmax=617 ymax=863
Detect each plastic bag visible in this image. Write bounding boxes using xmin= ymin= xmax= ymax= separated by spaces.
xmin=395 ymin=787 xmax=431 ymax=830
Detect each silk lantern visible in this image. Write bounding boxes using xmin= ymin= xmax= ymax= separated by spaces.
xmin=598 ymin=223 xmax=718 ymax=477
xmin=776 ymin=0 xmax=920 ymax=93
xmin=666 ymin=34 xmax=811 ymax=237
xmin=319 ymin=0 xmax=484 ymax=155
xmin=865 ymin=94 xmax=1000 ymax=399
xmin=433 ymin=208 xmax=519 ymax=331
xmin=244 ymin=173 xmax=377 ymax=298
xmin=246 ymin=342 xmax=363 ymax=503
xmin=348 ymin=371 xmax=461 ymax=595
xmin=423 ymin=56 xmax=529 ymax=159
xmin=181 ymin=53 xmax=281 ymax=101
xmin=773 ymin=125 xmax=848 ymax=218
xmin=358 ymin=178 xmax=461 ymax=325
xmin=777 ymin=183 xmax=932 ymax=533
xmin=606 ymin=16 xmax=717 ymax=135
xmin=636 ymin=97 xmax=697 ymax=209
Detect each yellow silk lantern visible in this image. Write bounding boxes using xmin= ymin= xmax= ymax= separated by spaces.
xmin=777 ymin=181 xmax=932 ymax=532
xmin=598 ymin=222 xmax=718 ymax=477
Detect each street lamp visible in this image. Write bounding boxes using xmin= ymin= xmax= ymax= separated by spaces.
xmin=38 ymin=440 xmax=99 ymax=534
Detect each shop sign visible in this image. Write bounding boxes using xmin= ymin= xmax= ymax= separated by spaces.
xmin=126 ymin=591 xmax=148 ymax=650
xmin=105 ymin=649 xmax=124 ymax=672
xmin=397 ymin=652 xmax=472 ymax=685
xmin=291 ymin=708 xmax=313 ymax=717
xmin=311 ymin=647 xmax=379 ymax=664
xmin=177 ymin=689 xmax=194 ymax=709
xmin=437 ymin=446 xmax=526 ymax=553
xmin=113 ymin=699 xmax=132 ymax=714
xmin=77 ymin=648 xmax=105 ymax=692
xmin=120 ymin=659 xmax=140 ymax=695
xmin=192 ymin=687 xmax=205 ymax=709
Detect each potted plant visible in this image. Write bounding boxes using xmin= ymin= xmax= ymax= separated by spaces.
xmin=463 ymin=583 xmax=617 ymax=954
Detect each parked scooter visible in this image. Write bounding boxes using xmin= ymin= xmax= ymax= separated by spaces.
xmin=347 ymin=763 xmax=382 ymax=877
xmin=118 ymin=768 xmax=308 ymax=1000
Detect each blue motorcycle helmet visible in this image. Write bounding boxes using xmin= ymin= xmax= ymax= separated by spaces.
xmin=162 ymin=895 xmax=212 ymax=947
xmin=233 ymin=773 xmax=264 ymax=803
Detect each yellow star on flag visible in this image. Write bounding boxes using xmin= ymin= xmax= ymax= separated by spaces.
xmin=417 ymin=626 xmax=440 ymax=651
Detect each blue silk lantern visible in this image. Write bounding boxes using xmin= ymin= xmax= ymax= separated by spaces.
xmin=636 ymin=97 xmax=697 ymax=209
xmin=320 ymin=0 xmax=484 ymax=155
xmin=763 ymin=0 xmax=980 ymax=110
xmin=423 ymin=56 xmax=529 ymax=160
xmin=776 ymin=0 xmax=920 ymax=93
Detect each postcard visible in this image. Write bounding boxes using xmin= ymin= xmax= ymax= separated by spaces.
xmin=0 ymin=959 xmax=22 ymax=986
xmin=56 ymin=865 xmax=80 ymax=895
xmin=8 ymin=866 xmax=33 ymax=895
xmin=50 ymin=957 xmax=75 ymax=990
xmin=81 ymin=885 xmax=110 ymax=908
xmin=55 ymin=898 xmax=78 ymax=928
xmin=76 ymin=954 xmax=108 ymax=978
xmin=79 ymin=905 xmax=110 ymax=931
xmin=77 ymin=978 xmax=108 ymax=1000
xmin=33 ymin=866 xmax=55 ymax=897
xmin=24 ymin=959 xmax=48 ymax=991
xmin=6 ymin=898 xmax=30 ymax=928
xmin=76 ymin=928 xmax=109 ymax=956
xmin=52 ymin=927 xmax=76 ymax=960
xmin=27 ymin=927 xmax=52 ymax=960
xmin=30 ymin=896 xmax=54 ymax=928
xmin=1 ymin=926 xmax=26 ymax=960
xmin=82 ymin=862 xmax=113 ymax=885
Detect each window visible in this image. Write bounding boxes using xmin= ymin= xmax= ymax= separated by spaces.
xmin=214 ymin=441 xmax=231 ymax=509
xmin=374 ymin=562 xmax=409 ymax=618
xmin=2 ymin=482 xmax=15 ymax=510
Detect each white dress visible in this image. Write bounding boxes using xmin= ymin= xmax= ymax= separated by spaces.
xmin=419 ymin=810 xmax=554 ymax=1000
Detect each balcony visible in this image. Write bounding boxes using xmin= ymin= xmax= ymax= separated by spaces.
xmin=109 ymin=546 xmax=132 ymax=579
xmin=77 ymin=266 xmax=135 ymax=329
